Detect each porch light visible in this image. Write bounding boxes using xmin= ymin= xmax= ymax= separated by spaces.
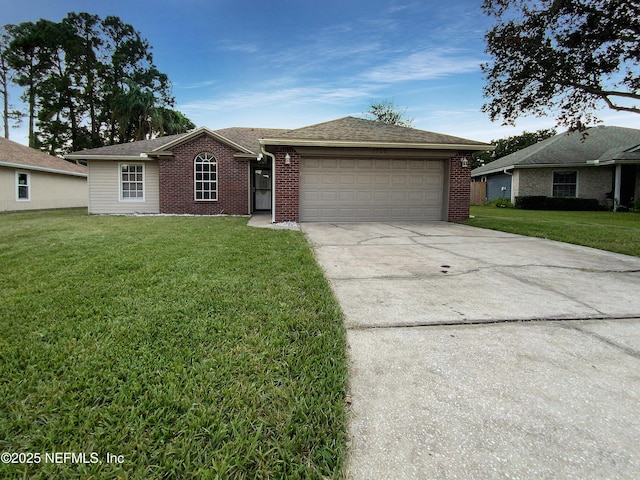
xmin=284 ymin=153 xmax=291 ymax=164
xmin=460 ymin=157 xmax=469 ymax=168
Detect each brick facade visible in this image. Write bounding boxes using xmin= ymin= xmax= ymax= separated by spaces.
xmin=273 ymin=147 xmax=300 ymax=223
xmin=517 ymin=166 xmax=613 ymax=204
xmin=158 ymin=134 xmax=249 ymax=215
xmin=447 ymin=155 xmax=472 ymax=222
xmin=152 ymin=132 xmax=473 ymax=223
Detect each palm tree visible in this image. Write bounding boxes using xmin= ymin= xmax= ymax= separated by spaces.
xmin=111 ymin=78 xmax=161 ymax=142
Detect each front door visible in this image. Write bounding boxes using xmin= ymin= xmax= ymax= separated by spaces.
xmin=253 ymin=168 xmax=272 ymax=211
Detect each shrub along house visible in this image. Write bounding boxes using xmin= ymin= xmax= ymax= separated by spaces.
xmin=66 ymin=116 xmax=492 ymax=222
xmin=471 ymin=126 xmax=640 ymax=210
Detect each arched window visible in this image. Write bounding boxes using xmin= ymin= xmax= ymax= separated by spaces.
xmin=194 ymin=152 xmax=217 ymax=201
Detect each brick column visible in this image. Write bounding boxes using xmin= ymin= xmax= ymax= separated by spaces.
xmin=447 ymin=154 xmax=472 ymax=222
xmin=274 ymin=147 xmax=300 ymax=222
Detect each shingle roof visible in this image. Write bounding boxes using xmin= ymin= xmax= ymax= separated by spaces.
xmin=472 ymin=126 xmax=640 ymax=176
xmin=66 ymin=127 xmax=290 ymax=159
xmin=263 ymin=116 xmax=490 ymax=147
xmin=0 ymin=136 xmax=87 ymax=176
xmin=66 ymin=133 xmax=188 ymax=158
xmin=214 ymin=127 xmax=289 ymax=154
xmin=67 ymin=117 xmax=492 ymax=160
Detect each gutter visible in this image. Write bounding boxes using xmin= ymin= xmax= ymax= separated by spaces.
xmin=473 ymin=162 xmax=596 ymax=177
xmin=0 ymin=161 xmax=87 ymax=177
xmin=260 ymin=138 xmax=494 ymax=151
xmin=65 ymin=154 xmax=157 ymax=161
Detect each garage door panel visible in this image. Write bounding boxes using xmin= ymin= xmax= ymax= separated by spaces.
xmin=300 ymin=158 xmax=445 ymax=222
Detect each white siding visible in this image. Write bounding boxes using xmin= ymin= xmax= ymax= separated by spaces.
xmin=88 ymin=160 xmax=159 ymax=214
xmin=0 ymin=166 xmax=87 ymax=212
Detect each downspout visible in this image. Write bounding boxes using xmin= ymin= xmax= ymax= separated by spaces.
xmin=260 ymin=146 xmax=276 ymax=224
xmin=503 ymin=168 xmax=514 ymax=204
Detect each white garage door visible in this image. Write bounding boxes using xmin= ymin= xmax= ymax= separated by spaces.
xmin=300 ymin=158 xmax=445 ymax=222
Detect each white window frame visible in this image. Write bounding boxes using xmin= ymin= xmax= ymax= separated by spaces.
xmin=194 ymin=152 xmax=217 ymax=201
xmin=119 ymin=163 xmax=145 ymax=202
xmin=552 ymin=170 xmax=577 ymax=197
xmin=16 ymin=170 xmax=30 ymax=202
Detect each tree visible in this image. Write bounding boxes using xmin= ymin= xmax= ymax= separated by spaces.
xmin=157 ymin=107 xmax=196 ymax=136
xmin=0 ymin=26 xmax=22 ymax=139
xmin=2 ymin=13 xmax=193 ymax=154
xmin=100 ymin=15 xmax=173 ymax=144
xmin=472 ymin=128 xmax=557 ymax=169
xmin=481 ymin=0 xmax=640 ymax=130
xmin=365 ymin=99 xmax=414 ymax=127
xmin=5 ymin=20 xmax=58 ymax=147
xmin=62 ymin=12 xmax=105 ymax=148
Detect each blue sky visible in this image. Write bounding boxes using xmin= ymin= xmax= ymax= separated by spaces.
xmin=3 ymin=0 xmax=640 ymax=145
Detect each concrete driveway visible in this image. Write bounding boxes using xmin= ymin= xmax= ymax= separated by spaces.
xmin=300 ymin=222 xmax=640 ymax=479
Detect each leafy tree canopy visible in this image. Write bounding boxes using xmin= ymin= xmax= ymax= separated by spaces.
xmin=472 ymin=128 xmax=557 ymax=169
xmin=0 ymin=12 xmax=195 ymax=154
xmin=365 ymin=99 xmax=414 ymax=127
xmin=481 ymin=0 xmax=640 ymax=131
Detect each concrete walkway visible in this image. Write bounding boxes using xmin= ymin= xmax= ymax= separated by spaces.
xmin=246 ymin=212 xmax=300 ymax=230
xmin=301 ymin=222 xmax=640 ymax=479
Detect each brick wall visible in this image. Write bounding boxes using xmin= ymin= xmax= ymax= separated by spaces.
xmin=517 ymin=169 xmax=552 ymax=197
xmin=447 ymin=155 xmax=471 ymax=222
xmin=158 ymin=134 xmax=249 ymax=215
xmin=518 ymin=166 xmax=613 ymax=204
xmin=273 ymin=147 xmax=300 ymax=223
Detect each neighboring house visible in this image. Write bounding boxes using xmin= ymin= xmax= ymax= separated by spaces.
xmin=0 ymin=136 xmax=87 ymax=212
xmin=471 ymin=126 xmax=640 ymax=209
xmin=66 ymin=116 xmax=492 ymax=222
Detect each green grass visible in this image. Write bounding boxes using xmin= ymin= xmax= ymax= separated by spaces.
xmin=0 ymin=209 xmax=347 ymax=479
xmin=466 ymin=206 xmax=640 ymax=257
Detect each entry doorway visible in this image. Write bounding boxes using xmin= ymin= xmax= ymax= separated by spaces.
xmin=620 ymin=165 xmax=637 ymax=208
xmin=252 ymin=167 xmax=272 ymax=211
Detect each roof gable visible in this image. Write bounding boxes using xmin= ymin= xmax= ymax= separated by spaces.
xmin=0 ymin=136 xmax=87 ymax=176
xmin=471 ymin=126 xmax=640 ymax=176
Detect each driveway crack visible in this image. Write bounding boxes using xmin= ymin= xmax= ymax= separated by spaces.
xmin=558 ymin=322 xmax=640 ymax=360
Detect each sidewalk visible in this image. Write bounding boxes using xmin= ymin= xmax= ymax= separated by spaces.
xmin=246 ymin=212 xmax=300 ymax=230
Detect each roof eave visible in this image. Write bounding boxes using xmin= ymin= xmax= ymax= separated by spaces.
xmin=471 ymin=165 xmax=515 ymax=177
xmin=260 ymin=138 xmax=494 ymax=151
xmin=0 ymin=160 xmax=87 ymax=177
xmin=65 ymin=154 xmax=156 ymax=161
xmin=472 ymin=161 xmax=606 ymax=176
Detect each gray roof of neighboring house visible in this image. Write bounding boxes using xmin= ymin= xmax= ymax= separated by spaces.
xmin=0 ymin=136 xmax=87 ymax=177
xmin=472 ymin=126 xmax=640 ymax=177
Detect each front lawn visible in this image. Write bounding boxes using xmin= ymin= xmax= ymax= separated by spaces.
xmin=466 ymin=206 xmax=640 ymax=257
xmin=0 ymin=210 xmax=347 ymax=479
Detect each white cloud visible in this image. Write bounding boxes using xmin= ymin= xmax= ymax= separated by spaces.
xmin=363 ymin=49 xmax=484 ymax=83
xmin=216 ymin=42 xmax=260 ymax=54
xmin=175 ymin=80 xmax=218 ymax=90
xmin=180 ymin=84 xmax=375 ymax=115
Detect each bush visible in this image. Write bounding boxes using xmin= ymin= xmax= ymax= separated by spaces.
xmin=515 ymin=196 xmax=603 ymax=211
